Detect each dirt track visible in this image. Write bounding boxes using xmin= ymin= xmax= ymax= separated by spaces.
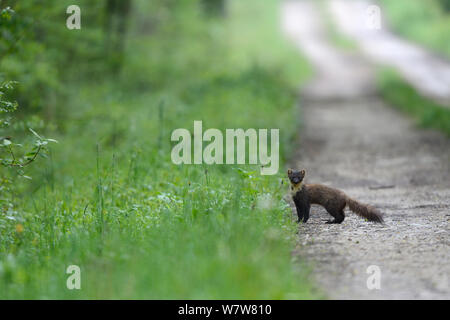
xmin=282 ymin=0 xmax=450 ymax=299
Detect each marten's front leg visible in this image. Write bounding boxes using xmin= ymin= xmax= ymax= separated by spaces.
xmin=294 ymin=198 xmax=310 ymax=223
xmin=295 ymin=205 xmax=304 ymax=223
xmin=303 ymin=203 xmax=310 ymax=223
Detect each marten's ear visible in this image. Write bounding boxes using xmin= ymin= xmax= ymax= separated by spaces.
xmin=300 ymin=169 xmax=306 ymax=177
xmin=287 ymin=169 xmax=293 ymax=175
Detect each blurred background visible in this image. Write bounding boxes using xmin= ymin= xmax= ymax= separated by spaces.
xmin=0 ymin=0 xmax=448 ymax=299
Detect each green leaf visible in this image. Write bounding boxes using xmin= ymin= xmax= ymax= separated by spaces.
xmin=25 ymin=152 xmax=36 ymax=159
xmin=29 ymin=128 xmax=43 ymax=140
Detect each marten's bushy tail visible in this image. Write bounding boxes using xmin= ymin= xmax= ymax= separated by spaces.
xmin=346 ymin=197 xmax=384 ymax=223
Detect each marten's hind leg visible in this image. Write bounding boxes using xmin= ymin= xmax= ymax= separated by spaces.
xmin=325 ymin=205 xmax=345 ymax=224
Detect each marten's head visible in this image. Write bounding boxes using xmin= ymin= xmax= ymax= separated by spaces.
xmin=287 ymin=169 xmax=305 ymax=187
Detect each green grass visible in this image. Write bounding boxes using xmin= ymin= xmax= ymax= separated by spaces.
xmin=0 ymin=0 xmax=319 ymax=299
xmin=319 ymin=0 xmax=357 ymax=51
xmin=378 ymin=69 xmax=450 ymax=136
xmin=379 ymin=0 xmax=450 ymax=59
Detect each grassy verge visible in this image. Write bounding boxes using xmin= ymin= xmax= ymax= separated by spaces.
xmin=379 ymin=0 xmax=450 ymax=59
xmin=319 ymin=1 xmax=357 ymax=51
xmin=378 ymin=69 xmax=450 ymax=136
xmin=0 ymin=0 xmax=318 ymax=299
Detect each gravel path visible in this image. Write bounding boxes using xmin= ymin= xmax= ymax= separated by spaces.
xmin=282 ymin=0 xmax=450 ymax=299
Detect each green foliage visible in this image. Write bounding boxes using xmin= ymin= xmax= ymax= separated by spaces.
xmin=0 ymin=80 xmax=18 ymax=118
xmin=0 ymin=5 xmax=57 ymax=214
xmin=0 ymin=79 xmax=56 ymax=168
xmin=201 ymin=0 xmax=226 ymax=16
xmin=378 ymin=69 xmax=450 ymax=136
xmin=0 ymin=0 xmax=318 ymax=299
xmin=436 ymin=0 xmax=450 ymax=11
xmin=380 ymin=0 xmax=450 ymax=58
xmin=0 ymin=1 xmax=130 ymax=119
xmin=0 ymin=80 xmax=57 ymax=228
xmin=319 ymin=0 xmax=357 ymax=51
xmin=0 ymin=6 xmax=22 ymax=54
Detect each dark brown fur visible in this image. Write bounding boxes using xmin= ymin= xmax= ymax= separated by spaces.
xmin=288 ymin=169 xmax=384 ymax=224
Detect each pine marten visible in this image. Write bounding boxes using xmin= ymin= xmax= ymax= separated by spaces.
xmin=287 ymin=169 xmax=384 ymax=224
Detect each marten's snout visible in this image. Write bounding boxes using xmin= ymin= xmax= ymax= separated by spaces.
xmin=287 ymin=168 xmax=306 ymax=185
